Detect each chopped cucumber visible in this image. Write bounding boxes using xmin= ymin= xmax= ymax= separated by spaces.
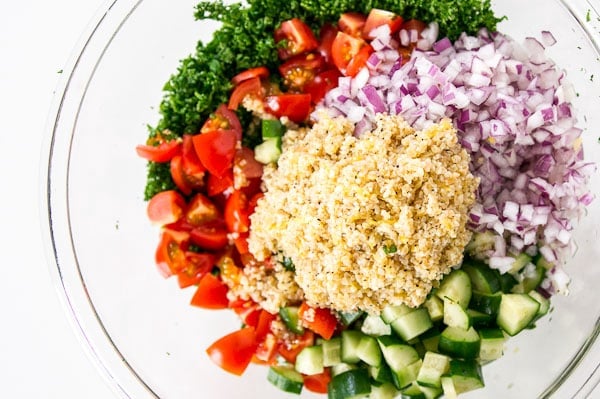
xmin=382 ymin=304 xmax=412 ymax=324
xmin=423 ymin=295 xmax=444 ymax=322
xmin=441 ymin=376 xmax=458 ymax=399
xmin=469 ymin=291 xmax=502 ymax=316
xmin=400 ymin=382 xmax=426 ymax=398
xmin=331 ymin=362 xmax=358 ymax=376
xmin=392 ymin=359 xmax=422 ymax=390
xmin=341 ymin=330 xmax=364 ymax=364
xmin=445 ymin=359 xmax=484 ymax=394
xmin=370 ymin=382 xmax=398 ymax=399
xmin=254 ymin=137 xmax=281 ymax=164
xmin=391 ymin=308 xmax=433 ymax=341
xmin=378 ymin=341 xmax=420 ymax=373
xmin=462 ymin=259 xmax=501 ymax=294
xmin=261 ymin=119 xmax=284 ymax=139
xmin=357 ymin=335 xmax=382 ymax=366
xmin=498 ymin=271 xmax=518 ymax=292
xmin=438 ymin=326 xmax=481 ymax=359
xmin=512 ymin=263 xmax=546 ymax=294
xmin=436 ymin=270 xmax=472 ymax=308
xmin=443 ymin=298 xmax=471 ymax=330
xmin=267 ymin=366 xmax=304 ymax=394
xmin=328 ymin=368 xmax=372 ymax=399
xmin=478 ymin=328 xmax=506 ymax=362
xmin=339 ymin=311 xmax=364 ymax=326
xmin=419 ymin=385 xmax=443 ymax=399
xmin=497 ymin=293 xmax=540 ymax=336
xmin=416 ymin=352 xmax=450 ymax=389
xmin=510 ymin=253 xmax=532 ymax=273
xmin=279 ymin=306 xmax=304 ymax=334
xmin=361 ymin=314 xmax=392 ymax=336
xmin=323 ymin=337 xmax=342 ymax=367
xmin=370 ymin=362 xmax=394 ymax=385
xmin=295 ymin=345 xmax=323 ymax=375
xmin=528 ymin=290 xmax=551 ymax=318
xmin=466 ymin=309 xmax=493 ymax=328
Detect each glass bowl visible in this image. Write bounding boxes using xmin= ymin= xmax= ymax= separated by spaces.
xmin=41 ymin=0 xmax=600 ymax=398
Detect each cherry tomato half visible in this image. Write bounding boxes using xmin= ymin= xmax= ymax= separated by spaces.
xmin=136 ymin=139 xmax=181 ymax=163
xmin=192 ymin=129 xmax=238 ymax=178
xmin=338 ymin=12 xmax=367 ymax=37
xmin=363 ymin=8 xmax=403 ymax=39
xmin=274 ymin=18 xmax=319 ymax=60
xmin=206 ymin=327 xmax=258 ymax=376
xmin=264 ymin=94 xmax=312 ymax=123
xmin=279 ymin=52 xmax=325 ymax=92
xmin=147 ymin=190 xmax=186 ymax=226
xmin=331 ymin=31 xmax=371 ymax=77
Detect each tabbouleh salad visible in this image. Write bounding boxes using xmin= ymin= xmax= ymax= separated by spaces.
xmin=136 ymin=0 xmax=594 ymax=398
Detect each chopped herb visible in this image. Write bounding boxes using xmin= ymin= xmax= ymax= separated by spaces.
xmin=591 ymin=74 xmax=595 ymax=82
xmin=144 ymin=0 xmax=504 ymax=197
xmin=383 ymin=244 xmax=398 ymax=254
xmin=586 ymin=9 xmax=591 ymax=22
xmin=281 ymin=256 xmax=295 ymax=272
xmin=57 ymin=69 xmax=63 ymax=74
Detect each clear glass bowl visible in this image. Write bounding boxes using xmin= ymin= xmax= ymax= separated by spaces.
xmin=41 ymin=0 xmax=600 ymax=398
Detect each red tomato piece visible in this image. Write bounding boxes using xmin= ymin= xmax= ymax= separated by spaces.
xmin=255 ymin=310 xmax=277 ymax=341
xmin=201 ymin=104 xmax=243 ymax=140
xmin=278 ymin=330 xmax=315 ymax=364
xmin=317 ymin=24 xmax=339 ymax=66
xmin=331 ymin=31 xmax=370 ymax=76
xmin=206 ymin=327 xmax=258 ymax=376
xmin=232 ymin=66 xmax=270 ymax=86
xmin=190 ymin=273 xmax=229 ymax=309
xmin=338 ymin=12 xmax=367 ymax=37
xmin=207 ymin=170 xmax=234 ymax=197
xmin=229 ymin=300 xmax=262 ymax=328
xmin=185 ymin=193 xmax=220 ymax=227
xmin=254 ymin=333 xmax=279 ymax=364
xmin=303 ymin=369 xmax=332 ymax=394
xmin=345 ymin=43 xmax=374 ymax=77
xmin=181 ymin=134 xmax=206 ymax=185
xmin=234 ymin=233 xmax=250 ymax=255
xmin=136 ymin=139 xmax=181 ymax=163
xmin=264 ymin=94 xmax=312 ymax=123
xmin=401 ymin=19 xmax=427 ymax=37
xmin=169 ymin=155 xmax=193 ymax=196
xmin=234 ymin=147 xmax=263 ymax=181
xmin=190 ymin=220 xmax=229 ymax=251
xmin=304 ymin=69 xmax=341 ymax=104
xmin=363 ymin=8 xmax=403 ymax=39
xmin=228 ymin=77 xmax=263 ymax=111
xmin=278 ymin=52 xmax=325 ymax=92
xmin=248 ymin=192 xmax=264 ymax=216
xmin=298 ymin=302 xmax=338 ymax=340
xmin=274 ymin=18 xmax=319 ymax=60
xmin=146 ymin=190 xmax=186 ymax=225
xmin=177 ymin=252 xmax=216 ymax=288
xmin=155 ymin=228 xmax=190 ymax=277
xmin=224 ymin=190 xmax=250 ymax=234
xmin=192 ymin=129 xmax=238 ymax=178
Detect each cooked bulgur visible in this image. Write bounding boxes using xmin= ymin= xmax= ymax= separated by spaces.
xmin=247 ymin=113 xmax=478 ymax=314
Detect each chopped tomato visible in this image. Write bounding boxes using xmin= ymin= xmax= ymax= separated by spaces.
xmin=190 ymin=220 xmax=229 ymax=251
xmin=230 ymin=300 xmax=261 ymax=328
xmin=234 ymin=147 xmax=263 ymax=182
xmin=278 ymin=330 xmax=315 ymax=364
xmin=185 ymin=193 xmax=220 ymax=227
xmin=228 ymin=77 xmax=263 ymax=110
xmin=331 ymin=31 xmax=370 ymax=76
xmin=224 ymin=190 xmax=250 ymax=234
xmin=190 ymin=273 xmax=229 ymax=309
xmin=155 ymin=228 xmax=190 ymax=277
xmin=255 ymin=310 xmax=277 ymax=341
xmin=136 ymin=138 xmax=181 ymax=163
xmin=231 ymin=66 xmax=270 ymax=86
xmin=254 ymin=333 xmax=278 ymax=364
xmin=192 ymin=129 xmax=238 ymax=178
xmin=317 ymin=24 xmax=339 ymax=66
xmin=147 ymin=190 xmax=186 ymax=225
xmin=338 ymin=12 xmax=366 ymax=37
xmin=304 ymin=69 xmax=341 ymax=104
xmin=206 ymin=327 xmax=258 ymax=376
xmin=234 ymin=233 xmax=249 ymax=255
xmin=181 ymin=134 xmax=206 ymax=186
xmin=169 ymin=155 xmax=194 ymax=196
xmin=201 ymin=104 xmax=243 ymax=141
xmin=303 ymin=369 xmax=332 ymax=394
xmin=274 ymin=18 xmax=319 ymax=60
xmin=264 ymin=94 xmax=312 ymax=123
xmin=177 ymin=252 xmax=216 ymax=288
xmin=363 ymin=8 xmax=403 ymax=39
xmin=207 ymin=169 xmax=233 ymax=197
xmin=279 ymin=52 xmax=325 ymax=92
xmin=248 ymin=192 xmax=264 ymax=215
xmin=345 ymin=43 xmax=373 ymax=77
xmin=218 ymin=254 xmax=243 ymax=286
xmin=298 ymin=302 xmax=339 ymax=340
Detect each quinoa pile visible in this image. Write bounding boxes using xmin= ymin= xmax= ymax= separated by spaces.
xmin=247 ymin=113 xmax=479 ymax=314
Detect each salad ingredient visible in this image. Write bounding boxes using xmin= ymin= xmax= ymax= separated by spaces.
xmin=205 ymin=327 xmax=258 ymax=376
xmin=143 ymin=0 xmax=502 ymax=199
xmin=146 ymin=190 xmax=185 ymax=225
xmin=248 ymin=114 xmax=478 ymax=313
xmin=319 ymin=24 xmax=594 ymax=292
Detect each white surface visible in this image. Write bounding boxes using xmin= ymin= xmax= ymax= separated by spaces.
xmin=0 ymin=1 xmax=116 ymax=398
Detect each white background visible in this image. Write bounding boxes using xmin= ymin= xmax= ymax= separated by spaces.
xmin=1 ymin=0 xmax=115 ymax=397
